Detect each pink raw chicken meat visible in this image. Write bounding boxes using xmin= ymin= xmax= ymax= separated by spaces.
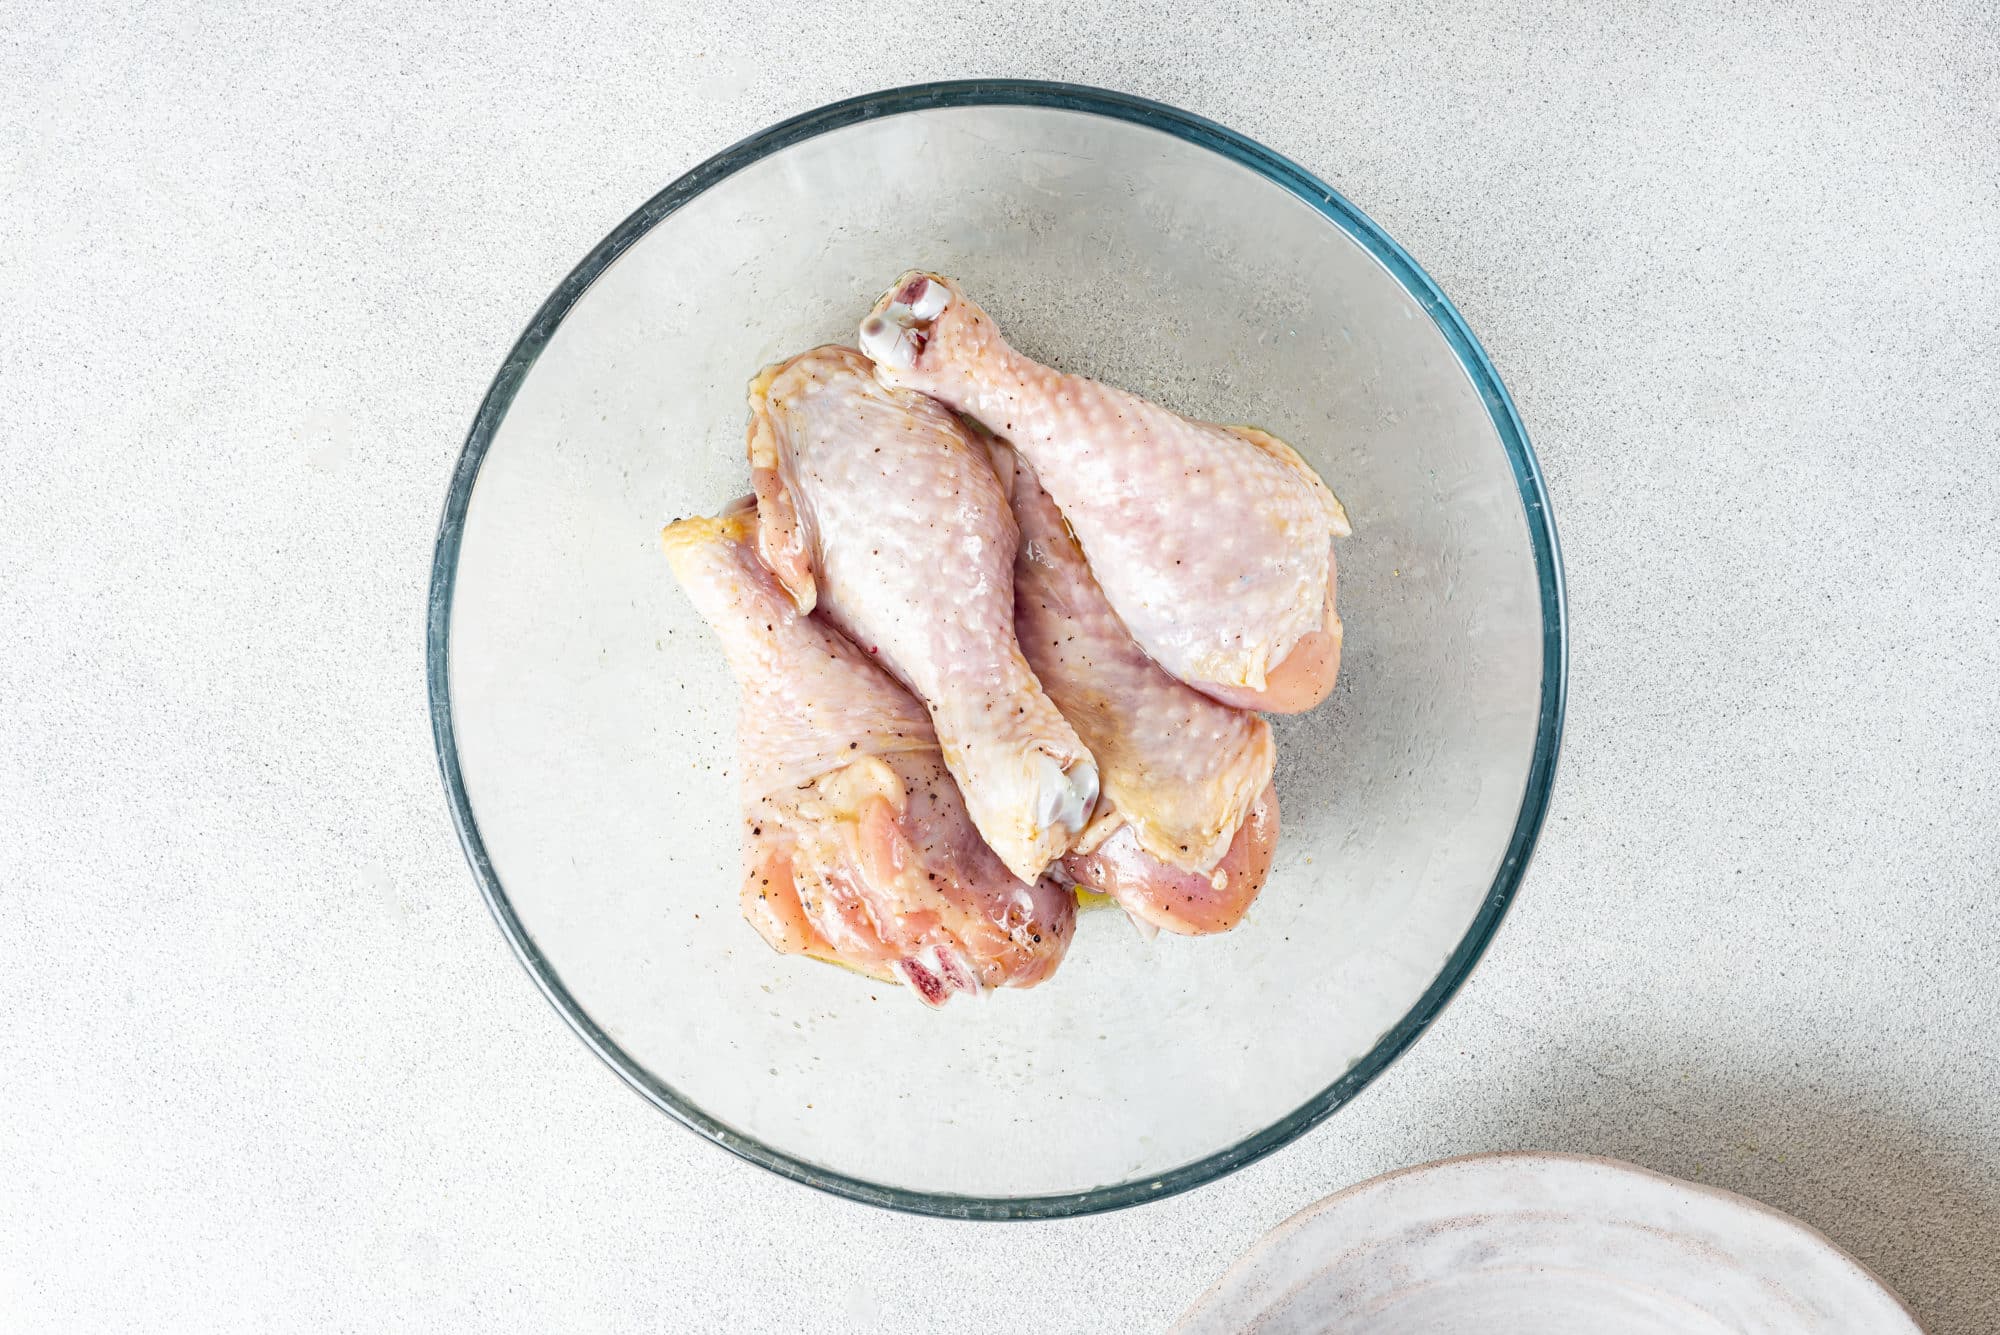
xmin=661 ymin=500 xmax=1074 ymax=1006
xmin=747 ymin=345 xmax=1098 ymax=883
xmin=861 ymin=271 xmax=1352 ymax=713
xmin=989 ymin=437 xmax=1282 ymax=934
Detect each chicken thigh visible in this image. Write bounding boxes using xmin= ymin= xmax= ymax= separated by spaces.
xmin=990 ymin=438 xmax=1281 ymax=934
xmin=662 ymin=500 xmax=1075 ymax=1005
xmin=861 ymin=272 xmax=1351 ymax=713
xmin=747 ymin=345 xmax=1097 ymax=882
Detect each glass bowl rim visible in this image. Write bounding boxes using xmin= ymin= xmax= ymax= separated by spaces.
xmin=425 ymin=78 xmax=1569 ymax=1221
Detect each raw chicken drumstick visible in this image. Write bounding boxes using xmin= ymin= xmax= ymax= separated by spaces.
xmin=861 ymin=272 xmax=1352 ymax=713
xmin=747 ymin=345 xmax=1098 ymax=883
xmin=990 ymin=438 xmax=1281 ymax=934
xmin=662 ymin=500 xmax=1074 ymax=1006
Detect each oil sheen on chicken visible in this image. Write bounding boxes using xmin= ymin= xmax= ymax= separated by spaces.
xmin=988 ymin=437 xmax=1282 ymax=934
xmin=747 ymin=345 xmax=1098 ymax=883
xmin=861 ymin=272 xmax=1352 ymax=714
xmin=661 ymin=500 xmax=1074 ymax=1005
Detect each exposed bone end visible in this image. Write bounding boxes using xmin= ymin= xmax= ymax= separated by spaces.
xmin=892 ymin=944 xmax=984 ymax=1008
xmin=1034 ymin=752 xmax=1099 ymax=843
xmin=860 ymin=272 xmax=952 ymax=372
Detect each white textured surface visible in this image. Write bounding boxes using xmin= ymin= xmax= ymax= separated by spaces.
xmin=3 ymin=2 xmax=1996 ymax=1332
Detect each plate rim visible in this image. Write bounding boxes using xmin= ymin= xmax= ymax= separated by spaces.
xmin=425 ymin=78 xmax=1571 ymax=1220
xmin=1172 ymin=1150 xmax=1922 ymax=1330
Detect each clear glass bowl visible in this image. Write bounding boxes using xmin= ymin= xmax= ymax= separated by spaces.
xmin=428 ymin=81 xmax=1565 ymax=1218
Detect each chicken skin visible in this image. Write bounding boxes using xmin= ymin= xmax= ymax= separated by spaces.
xmin=747 ymin=345 xmax=1098 ymax=882
xmin=861 ymin=272 xmax=1351 ymax=713
xmin=1062 ymin=785 xmax=1280 ymax=936
xmin=988 ymin=438 xmax=1281 ymax=934
xmin=661 ymin=500 xmax=1074 ymax=1005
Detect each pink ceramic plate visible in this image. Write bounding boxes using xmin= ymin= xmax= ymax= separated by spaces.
xmin=1177 ymin=1152 xmax=1919 ymax=1334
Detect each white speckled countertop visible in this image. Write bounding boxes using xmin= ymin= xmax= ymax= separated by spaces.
xmin=5 ymin=2 xmax=1997 ymax=1330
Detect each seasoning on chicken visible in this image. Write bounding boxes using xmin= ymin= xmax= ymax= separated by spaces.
xmin=662 ymin=499 xmax=1074 ymax=1004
